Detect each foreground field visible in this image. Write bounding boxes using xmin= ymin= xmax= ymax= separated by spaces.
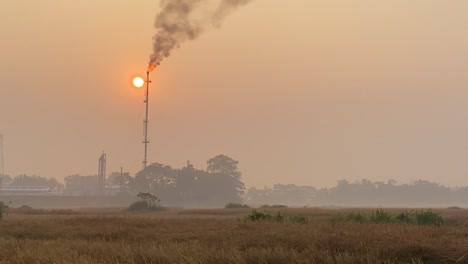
xmin=0 ymin=208 xmax=467 ymax=263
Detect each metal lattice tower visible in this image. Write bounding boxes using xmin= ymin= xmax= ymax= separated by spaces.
xmin=142 ymin=71 xmax=151 ymax=169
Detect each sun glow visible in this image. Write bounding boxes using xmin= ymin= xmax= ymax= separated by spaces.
xmin=132 ymin=77 xmax=145 ymax=88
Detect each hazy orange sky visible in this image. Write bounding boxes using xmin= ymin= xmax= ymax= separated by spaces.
xmin=1 ymin=1 xmax=468 ymax=188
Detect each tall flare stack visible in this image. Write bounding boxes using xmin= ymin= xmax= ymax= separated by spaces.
xmin=142 ymin=70 xmax=151 ymax=169
xmin=140 ymin=0 xmax=252 ymax=168
xmin=148 ymin=63 xmax=158 ymax=73
xmin=142 ymin=63 xmax=158 ymax=168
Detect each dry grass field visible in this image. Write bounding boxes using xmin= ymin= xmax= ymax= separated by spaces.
xmin=0 ymin=207 xmax=467 ymax=264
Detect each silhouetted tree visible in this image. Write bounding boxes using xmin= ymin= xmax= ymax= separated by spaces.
xmin=194 ymin=172 xmax=242 ymax=204
xmin=64 ymin=174 xmax=98 ymax=195
xmin=175 ymin=162 xmax=204 ymax=200
xmin=135 ymin=163 xmax=176 ymax=195
xmin=107 ymin=171 xmax=135 ymax=192
xmin=207 ymin=154 xmax=245 ymax=196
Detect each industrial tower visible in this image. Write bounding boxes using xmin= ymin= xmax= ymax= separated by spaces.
xmin=142 ymin=71 xmax=150 ymax=169
xmin=98 ymin=152 xmax=106 ymax=195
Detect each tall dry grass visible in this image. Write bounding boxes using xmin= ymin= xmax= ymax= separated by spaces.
xmin=0 ymin=208 xmax=466 ymax=263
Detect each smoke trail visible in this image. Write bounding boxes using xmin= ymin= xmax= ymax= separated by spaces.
xmin=148 ymin=0 xmax=253 ymax=70
xmin=213 ymin=0 xmax=253 ymax=26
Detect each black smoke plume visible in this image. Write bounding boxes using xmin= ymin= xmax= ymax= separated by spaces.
xmin=148 ymin=0 xmax=252 ymax=71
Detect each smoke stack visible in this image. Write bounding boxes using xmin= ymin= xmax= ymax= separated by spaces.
xmin=148 ymin=62 xmax=159 ymax=73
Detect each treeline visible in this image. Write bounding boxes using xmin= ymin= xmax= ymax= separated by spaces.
xmin=315 ymin=179 xmax=468 ymax=207
xmin=246 ymin=184 xmax=316 ymax=206
xmin=247 ymin=179 xmax=468 ymax=207
xmin=0 ymin=174 xmax=63 ymax=191
xmin=2 ymin=157 xmax=468 ymax=207
xmin=0 ymin=155 xmax=246 ymax=206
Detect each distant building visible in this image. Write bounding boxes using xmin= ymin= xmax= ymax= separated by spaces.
xmin=0 ymin=186 xmax=51 ymax=195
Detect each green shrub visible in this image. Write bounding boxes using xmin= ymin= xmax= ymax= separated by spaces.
xmin=349 ymin=212 xmax=367 ymax=223
xmin=415 ymin=210 xmax=443 ymax=226
xmin=225 ymin=203 xmax=250 ymax=209
xmin=332 ymin=209 xmax=444 ymax=226
xmin=128 ymin=201 xmax=150 ymax=211
xmin=370 ymin=209 xmax=394 ymax=223
xmin=289 ymin=215 xmax=308 ymax=224
xmin=333 ymin=212 xmax=367 ymax=223
xmin=395 ymin=210 xmax=413 ymax=224
xmin=128 ymin=193 xmax=166 ymax=212
xmin=128 ymin=201 xmax=166 ymax=212
xmin=245 ymin=210 xmax=308 ymax=223
xmin=273 ymin=211 xmax=287 ymax=222
xmin=0 ymin=201 xmax=9 ymax=219
xmin=246 ymin=210 xmax=272 ymax=221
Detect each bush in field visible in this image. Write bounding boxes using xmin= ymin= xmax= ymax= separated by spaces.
xmin=370 ymin=209 xmax=394 ymax=223
xmin=273 ymin=211 xmax=286 ymax=222
xmin=333 ymin=212 xmax=367 ymax=223
xmin=246 ymin=210 xmax=307 ymax=223
xmin=128 ymin=193 xmax=166 ymax=212
xmin=333 ymin=209 xmax=444 ymax=226
xmin=415 ymin=210 xmax=443 ymax=226
xmin=0 ymin=201 xmax=9 ymax=219
xmin=246 ymin=210 xmax=272 ymax=221
xmin=225 ymin=203 xmax=250 ymax=209
xmin=395 ymin=211 xmax=413 ymax=224
xmin=288 ymin=215 xmax=308 ymax=224
xmin=128 ymin=201 xmax=152 ymax=211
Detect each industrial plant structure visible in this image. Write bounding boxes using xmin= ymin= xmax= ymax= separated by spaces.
xmin=98 ymin=152 xmax=107 ymax=195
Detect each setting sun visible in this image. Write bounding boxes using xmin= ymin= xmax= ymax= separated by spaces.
xmin=132 ymin=77 xmax=145 ymax=88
